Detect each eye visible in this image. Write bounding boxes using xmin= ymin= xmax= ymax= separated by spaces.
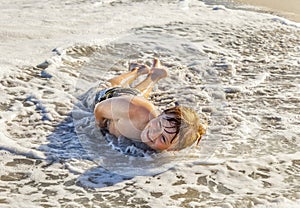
xmin=161 ymin=135 xmax=167 ymax=144
xmin=164 ymin=128 xmax=177 ymax=134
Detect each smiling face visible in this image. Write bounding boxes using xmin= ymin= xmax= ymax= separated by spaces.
xmin=141 ymin=106 xmax=207 ymax=152
xmin=140 ymin=114 xmax=179 ymax=151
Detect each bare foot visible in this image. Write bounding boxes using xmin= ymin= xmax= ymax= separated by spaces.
xmin=150 ymin=67 xmax=168 ymax=81
xmin=129 ymin=63 xmax=150 ymax=75
xmin=152 ymin=58 xmax=162 ymax=68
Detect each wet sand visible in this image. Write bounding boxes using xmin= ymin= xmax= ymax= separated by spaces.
xmin=0 ymin=0 xmax=300 ymax=207
xmin=236 ymin=0 xmax=300 ymax=22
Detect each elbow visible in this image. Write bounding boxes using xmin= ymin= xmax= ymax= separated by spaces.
xmin=94 ymin=103 xmax=106 ymax=128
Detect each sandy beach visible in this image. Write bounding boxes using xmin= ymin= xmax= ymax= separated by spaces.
xmin=0 ymin=0 xmax=299 ymax=207
xmin=236 ymin=0 xmax=300 ymax=22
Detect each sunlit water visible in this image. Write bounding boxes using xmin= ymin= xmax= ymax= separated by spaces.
xmin=0 ymin=0 xmax=299 ymax=207
xmin=72 ymin=32 xmax=220 ymax=177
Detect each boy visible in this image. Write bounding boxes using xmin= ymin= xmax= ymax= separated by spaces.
xmin=94 ymin=58 xmax=207 ymax=151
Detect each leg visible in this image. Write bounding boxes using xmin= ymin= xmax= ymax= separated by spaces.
xmin=134 ymin=59 xmax=168 ymax=98
xmin=107 ymin=63 xmax=150 ymax=87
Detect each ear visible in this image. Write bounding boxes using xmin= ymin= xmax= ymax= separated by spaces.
xmin=196 ymin=133 xmax=202 ymax=146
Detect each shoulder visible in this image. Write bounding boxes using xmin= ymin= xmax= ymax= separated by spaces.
xmin=106 ymin=95 xmax=154 ymax=108
xmin=94 ymin=95 xmax=157 ymax=117
xmin=127 ymin=96 xmax=158 ymax=122
xmin=129 ymin=96 xmax=156 ymax=112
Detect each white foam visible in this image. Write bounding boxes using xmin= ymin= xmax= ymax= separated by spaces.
xmin=0 ymin=0 xmax=299 ymax=207
xmin=0 ymin=131 xmax=45 ymax=160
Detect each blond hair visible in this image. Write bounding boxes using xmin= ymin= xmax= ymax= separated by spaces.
xmin=162 ymin=106 xmax=207 ymax=151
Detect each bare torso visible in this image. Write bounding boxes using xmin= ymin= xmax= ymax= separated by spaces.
xmin=94 ymin=95 xmax=158 ymax=141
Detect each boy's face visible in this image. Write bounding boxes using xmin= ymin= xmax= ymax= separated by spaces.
xmin=140 ymin=114 xmax=178 ymax=151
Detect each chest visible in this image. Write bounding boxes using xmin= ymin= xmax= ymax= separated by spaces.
xmin=108 ymin=118 xmax=147 ymax=141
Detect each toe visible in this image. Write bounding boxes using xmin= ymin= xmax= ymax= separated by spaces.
xmin=152 ymin=58 xmax=162 ymax=68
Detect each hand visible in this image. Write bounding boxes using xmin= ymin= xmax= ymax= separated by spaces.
xmin=96 ymin=118 xmax=108 ymax=128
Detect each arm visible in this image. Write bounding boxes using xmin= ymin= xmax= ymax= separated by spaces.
xmin=94 ymin=96 xmax=131 ymax=128
xmin=94 ymin=95 xmax=158 ymax=139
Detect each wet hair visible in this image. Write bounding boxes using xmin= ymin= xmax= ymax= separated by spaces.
xmin=162 ymin=106 xmax=207 ymax=151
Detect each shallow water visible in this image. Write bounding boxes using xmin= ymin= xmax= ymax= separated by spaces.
xmin=0 ymin=0 xmax=299 ymax=207
xmin=72 ymin=32 xmax=218 ymax=177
